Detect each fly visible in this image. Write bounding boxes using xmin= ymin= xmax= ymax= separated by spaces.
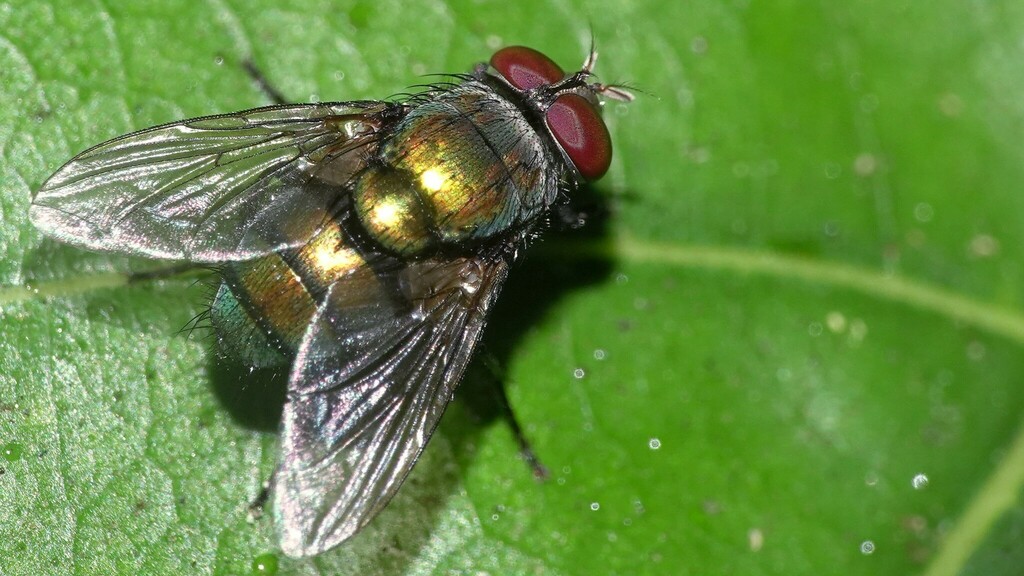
xmin=30 ymin=44 xmax=630 ymax=557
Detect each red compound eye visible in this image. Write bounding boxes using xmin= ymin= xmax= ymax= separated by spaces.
xmin=545 ymin=93 xmax=612 ymax=181
xmin=490 ymin=46 xmax=565 ymax=91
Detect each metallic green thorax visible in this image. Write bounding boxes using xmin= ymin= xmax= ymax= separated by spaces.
xmin=354 ymin=83 xmax=557 ymax=255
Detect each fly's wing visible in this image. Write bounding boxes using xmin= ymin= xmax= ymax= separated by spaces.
xmin=31 ymin=102 xmax=388 ymax=262
xmin=275 ymin=252 xmax=509 ymax=557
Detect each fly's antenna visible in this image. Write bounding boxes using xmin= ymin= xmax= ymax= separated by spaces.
xmin=593 ymin=82 xmax=636 ymax=102
xmin=579 ymin=32 xmax=634 ymax=102
xmin=582 ymin=29 xmax=598 ymax=75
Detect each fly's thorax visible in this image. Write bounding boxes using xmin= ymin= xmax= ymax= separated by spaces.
xmin=353 ymin=83 xmax=558 ymax=256
xmin=352 ymin=167 xmax=436 ymax=256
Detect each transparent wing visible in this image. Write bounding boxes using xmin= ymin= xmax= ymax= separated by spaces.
xmin=274 ymin=253 xmax=509 ymax=557
xmin=31 ymin=102 xmax=388 ymax=262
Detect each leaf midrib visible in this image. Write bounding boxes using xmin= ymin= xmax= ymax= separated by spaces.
xmin=12 ymin=238 xmax=1024 ymax=345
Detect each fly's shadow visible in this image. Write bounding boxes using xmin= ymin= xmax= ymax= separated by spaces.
xmin=445 ymin=183 xmax=617 ymax=468
xmin=198 ymin=181 xmax=614 ymax=569
xmin=207 ymin=358 xmax=289 ymax=431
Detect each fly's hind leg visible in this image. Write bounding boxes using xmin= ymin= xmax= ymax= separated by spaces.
xmin=247 ymin=469 xmax=277 ymax=522
xmin=481 ymin=353 xmax=550 ymax=480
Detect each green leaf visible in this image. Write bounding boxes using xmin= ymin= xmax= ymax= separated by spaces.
xmin=3 ymin=0 xmax=1024 ymax=574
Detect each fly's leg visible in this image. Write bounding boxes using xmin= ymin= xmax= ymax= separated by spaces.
xmin=481 ymin=353 xmax=550 ymax=480
xmin=552 ymin=202 xmax=590 ymax=231
xmin=550 ymin=185 xmax=612 ymax=233
xmin=248 ymin=469 xmax=277 ymax=522
xmin=243 ymin=60 xmax=290 ymax=105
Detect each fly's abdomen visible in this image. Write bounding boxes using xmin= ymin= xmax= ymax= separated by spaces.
xmin=211 ymin=214 xmax=371 ymax=365
xmin=210 ymin=281 xmax=292 ymax=368
xmin=354 ymin=84 xmax=555 ymax=256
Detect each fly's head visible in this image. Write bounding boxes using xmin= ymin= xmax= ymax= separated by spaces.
xmin=481 ymin=45 xmax=633 ymax=183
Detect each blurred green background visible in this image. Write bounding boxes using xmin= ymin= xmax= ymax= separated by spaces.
xmin=3 ymin=0 xmax=1024 ymax=574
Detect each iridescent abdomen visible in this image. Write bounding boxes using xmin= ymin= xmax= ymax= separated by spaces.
xmin=211 ymin=210 xmax=374 ymax=366
xmin=354 ymin=83 xmax=557 ymax=255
